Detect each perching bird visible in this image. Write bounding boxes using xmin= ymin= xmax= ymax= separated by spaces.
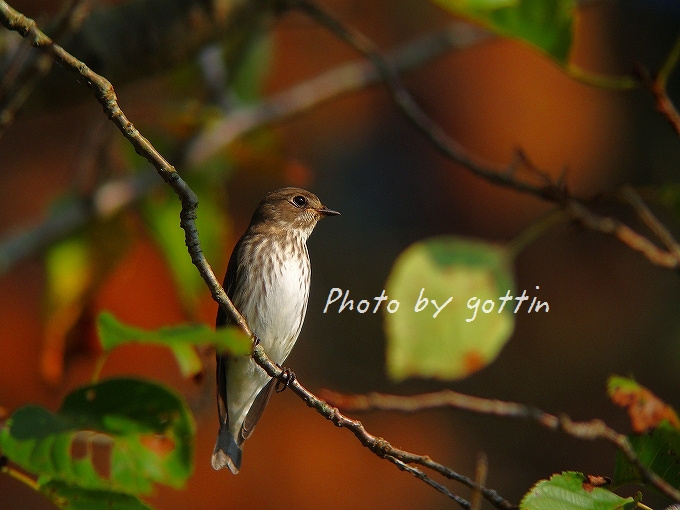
xmin=212 ymin=187 xmax=339 ymax=473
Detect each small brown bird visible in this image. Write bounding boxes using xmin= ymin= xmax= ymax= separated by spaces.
xmin=212 ymin=187 xmax=339 ymax=473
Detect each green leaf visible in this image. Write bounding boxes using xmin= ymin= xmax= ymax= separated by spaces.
xmin=430 ymin=0 xmax=576 ymax=63
xmin=613 ymin=421 xmax=680 ymax=491
xmin=97 ymin=312 xmax=251 ymax=378
xmin=40 ymin=480 xmax=153 ymax=510
xmin=520 ymin=472 xmax=637 ymax=510
xmin=230 ymin=32 xmax=272 ymax=103
xmin=384 ymin=237 xmax=515 ymax=381
xmin=0 ymin=378 xmax=194 ymax=495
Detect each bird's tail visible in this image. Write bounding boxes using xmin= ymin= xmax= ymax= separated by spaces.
xmin=211 ymin=427 xmax=242 ymax=474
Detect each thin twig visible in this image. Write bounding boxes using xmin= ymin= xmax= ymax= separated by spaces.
xmin=471 ymin=452 xmax=488 ymax=510
xmin=619 ymin=185 xmax=680 ymax=260
xmin=321 ymin=389 xmax=680 ymax=503
xmin=287 ymin=0 xmax=564 ymax=201
xmin=636 ymin=31 xmax=680 ymax=136
xmin=386 ymin=456 xmax=473 ymax=509
xmin=567 ymin=200 xmax=680 ymax=268
xmin=0 ymin=0 xmax=250 ymax=336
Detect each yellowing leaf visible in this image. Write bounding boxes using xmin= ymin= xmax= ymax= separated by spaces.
xmin=607 ymin=375 xmax=680 ymax=433
xmin=384 ymin=237 xmax=514 ymax=381
xmin=46 ymin=238 xmax=92 ymax=308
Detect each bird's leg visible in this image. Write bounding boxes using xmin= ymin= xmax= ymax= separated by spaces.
xmin=275 ymin=365 xmax=296 ymax=393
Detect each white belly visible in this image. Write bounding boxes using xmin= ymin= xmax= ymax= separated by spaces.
xmin=226 ymin=242 xmax=310 ymax=437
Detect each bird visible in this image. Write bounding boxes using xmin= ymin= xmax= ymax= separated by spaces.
xmin=212 ymin=187 xmax=339 ymax=473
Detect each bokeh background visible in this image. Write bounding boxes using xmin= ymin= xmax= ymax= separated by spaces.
xmin=2 ymin=0 xmax=680 ymax=508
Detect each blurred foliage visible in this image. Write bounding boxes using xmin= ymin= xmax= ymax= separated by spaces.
xmin=97 ymin=312 xmax=251 ymax=379
xmin=429 ymin=0 xmax=637 ymax=87
xmin=1 ymin=378 xmax=194 ymax=495
xmin=0 ymin=309 xmax=256 ymax=509
xmin=141 ymin=174 xmax=231 ymax=314
xmin=40 ymin=480 xmax=153 ymax=510
xmin=42 ymin=214 xmax=135 ymax=383
xmin=384 ymin=236 xmax=515 ymax=381
xmin=429 ymin=0 xmax=576 ymax=63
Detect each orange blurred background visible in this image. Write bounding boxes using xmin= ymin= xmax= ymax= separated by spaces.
xmin=2 ymin=1 xmax=680 ymax=509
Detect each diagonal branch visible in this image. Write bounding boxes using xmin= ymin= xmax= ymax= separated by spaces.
xmin=251 ymin=344 xmax=516 ymax=509
xmin=0 ymin=3 xmax=514 ymax=507
xmin=321 ymin=389 xmax=680 ymax=503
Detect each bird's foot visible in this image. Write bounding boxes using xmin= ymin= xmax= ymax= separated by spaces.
xmin=275 ymin=366 xmax=296 ymax=393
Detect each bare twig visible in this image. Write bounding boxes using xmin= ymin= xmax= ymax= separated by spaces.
xmin=1 ymin=0 xmax=678 ymax=506
xmin=0 ymin=4 xmax=514 ymax=507
xmin=321 ymin=389 xmax=680 ymax=503
xmin=639 ymin=31 xmax=680 ymax=136
xmin=185 ymin=21 xmax=492 ymax=165
xmin=387 ymin=456 xmax=473 ymax=509
xmin=286 ymin=0 xmax=564 ymax=201
xmin=0 ymin=0 xmax=249 ymax=335
xmin=619 ymin=185 xmax=680 ymax=260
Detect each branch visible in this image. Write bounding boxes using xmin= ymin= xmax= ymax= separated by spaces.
xmin=321 ymin=389 xmax=680 ymax=503
xmin=185 ymin=21 xmax=492 ymax=166
xmin=285 ymin=0 xmax=680 ymax=270
xmin=251 ymin=344 xmax=516 ymax=510
xmin=0 ymin=3 xmax=514 ymax=507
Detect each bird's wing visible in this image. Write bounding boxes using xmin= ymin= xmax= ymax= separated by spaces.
xmin=215 ymin=244 xmax=241 ymax=428
xmin=239 ymin=378 xmax=276 ymax=443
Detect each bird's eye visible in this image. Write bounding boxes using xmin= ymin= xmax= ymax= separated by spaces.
xmin=292 ymin=195 xmax=308 ymax=208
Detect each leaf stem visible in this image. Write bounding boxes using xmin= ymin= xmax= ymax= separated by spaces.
xmin=506 ymin=209 xmax=565 ymax=259
xmin=1 ymin=464 xmax=39 ymax=491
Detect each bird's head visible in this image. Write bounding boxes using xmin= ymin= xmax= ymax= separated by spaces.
xmin=249 ymin=187 xmax=340 ymax=238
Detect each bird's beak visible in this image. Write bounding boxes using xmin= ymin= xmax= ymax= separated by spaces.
xmin=316 ymin=206 xmax=340 ymax=216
